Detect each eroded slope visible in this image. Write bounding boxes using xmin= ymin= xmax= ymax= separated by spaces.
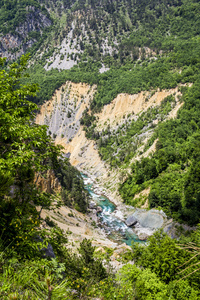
xmin=36 ymin=82 xmax=189 ymax=206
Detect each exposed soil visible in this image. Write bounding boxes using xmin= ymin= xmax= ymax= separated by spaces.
xmin=36 ymin=82 xmax=193 ymax=248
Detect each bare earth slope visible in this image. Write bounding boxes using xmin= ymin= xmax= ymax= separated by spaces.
xmin=96 ymin=87 xmax=181 ymax=130
xmin=36 ymin=82 xmax=188 ymax=204
xmin=35 ymin=81 xmax=194 ymax=245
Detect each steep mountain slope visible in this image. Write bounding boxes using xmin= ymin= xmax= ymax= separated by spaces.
xmin=0 ymin=0 xmax=52 ymax=59
xmin=1 ymin=1 xmax=200 ymax=298
xmin=35 ymin=81 xmax=108 ymax=177
xmin=2 ymin=0 xmax=193 ymax=67
xmin=36 ymin=81 xmax=189 ymax=208
xmin=2 ymin=0 xmax=200 ymax=225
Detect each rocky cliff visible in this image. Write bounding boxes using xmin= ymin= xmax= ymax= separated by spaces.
xmin=35 ymin=169 xmax=61 ymax=194
xmin=0 ymin=6 xmax=52 ymax=59
xmin=36 ymin=82 xmax=189 ymax=205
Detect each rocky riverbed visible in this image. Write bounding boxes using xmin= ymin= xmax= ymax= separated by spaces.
xmin=84 ymin=174 xmax=195 ymax=242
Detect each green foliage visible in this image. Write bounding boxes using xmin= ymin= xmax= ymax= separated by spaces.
xmin=78 ymin=238 xmax=107 ymax=280
xmin=169 ymin=280 xmax=200 ymax=300
xmin=21 ymin=63 xmax=99 ymax=105
xmin=116 ymin=260 xmax=200 ymax=300
xmin=148 ymin=166 xmax=185 ymax=220
xmin=183 ymin=159 xmax=200 ymax=224
xmin=133 ymin=269 xmax=199 ymax=300
xmin=116 ymin=263 xmax=140 ymax=298
xmin=132 ymin=230 xmax=185 ymax=283
xmin=63 ymin=238 xmax=107 ymax=283
xmin=129 ymin=230 xmax=200 ymax=299
xmin=91 ymin=96 xmax=175 ymax=168
xmin=176 ymin=225 xmax=200 ymax=288
xmin=135 ymin=269 xmax=168 ymax=300
xmin=57 ymin=238 xmax=109 ymax=298
xmin=54 ymin=158 xmax=89 ymax=213
xmin=0 ymin=257 xmax=70 ymax=299
xmin=45 ymin=216 xmax=56 ymax=227
xmin=21 ymin=65 xmax=72 ymax=105
xmin=0 ymin=55 xmax=61 ymax=257
xmin=120 ymin=81 xmax=200 ymax=224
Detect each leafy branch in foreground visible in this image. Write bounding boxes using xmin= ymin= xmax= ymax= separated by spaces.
xmin=177 ymin=225 xmax=200 ymax=282
xmin=0 ymin=54 xmax=61 ymax=257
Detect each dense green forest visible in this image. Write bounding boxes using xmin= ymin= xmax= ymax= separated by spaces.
xmin=118 ymin=81 xmax=200 ymax=225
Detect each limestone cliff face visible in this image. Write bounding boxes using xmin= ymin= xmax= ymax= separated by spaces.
xmin=95 ymin=87 xmax=184 ymax=131
xmin=36 ymin=81 xmax=96 ymax=144
xmin=36 ymin=81 xmax=188 ymax=204
xmin=35 ymin=170 xmax=61 ymax=194
xmin=0 ymin=6 xmax=52 ymax=59
xmin=35 ymin=81 xmax=114 ymax=195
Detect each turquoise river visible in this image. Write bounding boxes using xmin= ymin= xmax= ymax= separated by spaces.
xmin=82 ymin=174 xmax=142 ymax=246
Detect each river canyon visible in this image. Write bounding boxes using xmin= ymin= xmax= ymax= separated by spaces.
xmin=36 ymin=81 xmax=192 ymax=247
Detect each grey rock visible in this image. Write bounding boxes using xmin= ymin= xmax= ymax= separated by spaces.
xmin=132 ymin=210 xmax=164 ymax=229
xmin=163 ymin=221 xmax=195 ymax=239
xmin=65 ymin=152 xmax=71 ymax=158
xmin=89 ymin=201 xmax=97 ymax=209
xmin=134 ymin=227 xmax=155 ymax=240
xmin=96 ymin=206 xmax=103 ymax=213
xmin=125 ymin=215 xmax=138 ymax=227
xmin=150 ymin=209 xmax=167 ymax=218
xmin=137 ymin=232 xmax=149 ymax=241
xmin=35 ymin=236 xmax=56 ymax=258
xmin=0 ymin=8 xmax=52 ymax=60
xmin=42 ymin=243 xmax=56 ymax=258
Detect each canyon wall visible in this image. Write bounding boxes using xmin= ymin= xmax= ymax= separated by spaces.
xmin=36 ymin=82 xmax=188 ymax=203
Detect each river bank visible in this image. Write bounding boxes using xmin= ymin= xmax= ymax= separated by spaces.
xmin=82 ymin=173 xmax=195 ymax=242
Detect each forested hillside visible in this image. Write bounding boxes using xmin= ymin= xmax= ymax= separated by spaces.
xmin=2 ymin=0 xmax=199 ymax=104
xmin=78 ymin=0 xmax=200 ymax=226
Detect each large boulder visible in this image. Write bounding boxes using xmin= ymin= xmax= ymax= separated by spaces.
xmin=137 ymin=232 xmax=151 ymax=241
xmin=125 ymin=215 xmax=138 ymax=227
xmin=89 ymin=201 xmax=97 ymax=209
xmin=132 ymin=210 xmax=164 ymax=229
xmin=134 ymin=227 xmax=155 ymax=241
xmin=96 ymin=206 xmax=103 ymax=213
